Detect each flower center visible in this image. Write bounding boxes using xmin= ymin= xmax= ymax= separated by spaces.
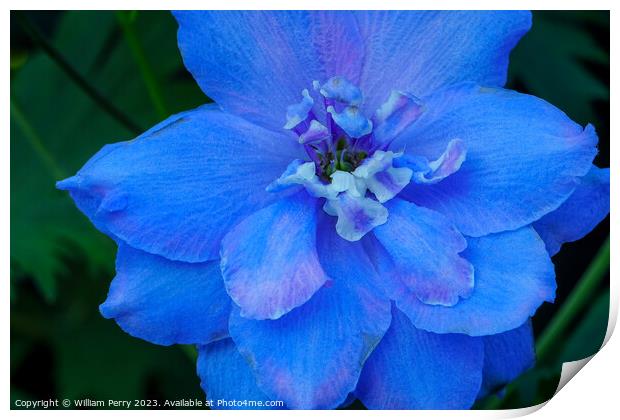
xmin=283 ymin=77 xmax=379 ymax=180
xmin=317 ymin=136 xmax=368 ymax=181
xmin=268 ymin=76 xmax=462 ymax=242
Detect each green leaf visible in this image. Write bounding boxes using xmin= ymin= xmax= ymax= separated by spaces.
xmin=10 ymin=11 xmax=206 ymax=301
xmin=508 ymin=11 xmax=608 ymax=126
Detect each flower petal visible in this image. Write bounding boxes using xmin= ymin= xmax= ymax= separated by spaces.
xmin=221 ymin=192 xmax=328 ymax=320
xmin=353 ymin=150 xmax=413 ymax=203
xmin=356 ymin=306 xmax=484 ymax=409
xmin=395 ymin=226 xmax=555 ymax=336
xmin=99 ymin=244 xmax=230 ymax=346
xmin=197 ymin=339 xmax=281 ymax=409
xmin=354 ymin=11 xmax=531 ymax=113
xmin=327 ymin=105 xmax=373 ymax=138
xmin=395 ymin=83 xmax=598 ymax=237
xmin=319 ymin=76 xmax=363 ymax=105
xmin=57 ymin=106 xmax=303 ymax=263
xmin=228 ymin=217 xmax=391 ymax=409
xmin=284 ymin=89 xmax=314 ymax=130
xmin=478 ymin=321 xmax=535 ymax=398
xmin=534 ymin=166 xmax=610 ymax=256
xmin=372 ymin=90 xmax=425 ymax=146
xmin=409 ymin=138 xmax=467 ymax=185
xmin=370 ymin=198 xmax=474 ymax=307
xmin=325 ymin=192 xmax=388 ymax=242
xmin=299 ymin=120 xmax=330 ymax=145
xmin=173 ymin=11 xmax=364 ymax=131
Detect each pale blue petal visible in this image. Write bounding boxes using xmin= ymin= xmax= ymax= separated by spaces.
xmin=395 ymin=83 xmax=598 ymax=237
xmin=221 ymin=193 xmax=327 ymax=320
xmin=534 ymin=166 xmax=610 ymax=255
xmin=372 ymin=90 xmax=424 ymax=146
xmin=353 ymin=151 xmax=412 ymax=203
xmin=327 ymin=193 xmax=388 ymax=242
xmin=174 ymin=11 xmax=364 ymax=130
xmin=319 ymin=76 xmax=363 ymax=105
xmin=57 ymin=106 xmax=303 ymax=263
xmin=265 ymin=159 xmax=317 ymax=193
xmin=299 ymin=120 xmax=330 ymax=145
xmin=356 ymin=306 xmax=484 ymax=409
xmin=354 ymin=11 xmax=531 ymax=113
xmin=327 ymin=105 xmax=373 ymax=138
xmin=329 ymin=171 xmax=366 ymax=197
xmin=367 ymin=167 xmax=413 ymax=202
xmin=99 ymin=244 xmax=230 ymax=346
xmin=371 ymin=199 xmax=474 ymax=306
xmin=229 ymin=216 xmax=391 ymax=409
xmin=284 ymin=89 xmax=314 ymax=129
xmin=411 ymin=138 xmax=467 ymax=184
xmin=395 ymin=227 xmax=556 ymax=336
xmin=197 ymin=339 xmax=283 ymax=410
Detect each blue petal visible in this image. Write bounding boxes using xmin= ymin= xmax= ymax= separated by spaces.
xmin=99 ymin=244 xmax=230 ymax=346
xmin=327 ymin=105 xmax=373 ymax=138
xmin=478 ymin=321 xmax=535 ymax=398
xmin=265 ymin=159 xmax=318 ymax=194
xmin=352 ymin=150 xmax=413 ymax=203
xmin=228 ymin=216 xmax=391 ymax=409
xmin=372 ymin=90 xmax=424 ymax=146
xmin=319 ymin=76 xmax=363 ymax=105
xmin=197 ymin=339 xmax=283 ymax=410
xmin=411 ymin=139 xmax=467 ymax=185
xmin=173 ymin=11 xmax=364 ymax=131
xmin=394 ymin=83 xmax=598 ymax=237
xmin=284 ymin=89 xmax=314 ymax=129
xmin=57 ymin=106 xmax=303 ymax=263
xmin=353 ymin=11 xmax=532 ymax=113
xmin=356 ymin=306 xmax=484 ymax=409
xmin=534 ymin=166 xmax=610 ymax=255
xmin=221 ymin=193 xmax=328 ymax=320
xmin=325 ymin=192 xmax=388 ymax=242
xmin=370 ymin=199 xmax=474 ymax=306
xmin=299 ymin=120 xmax=330 ymax=145
xmin=394 ymin=226 xmax=556 ymax=336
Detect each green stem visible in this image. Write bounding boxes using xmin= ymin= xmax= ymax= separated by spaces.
xmin=116 ymin=11 xmax=168 ymax=119
xmin=11 ymin=99 xmax=65 ymax=180
xmin=536 ymin=237 xmax=610 ymax=360
xmin=14 ymin=11 xmax=142 ymax=135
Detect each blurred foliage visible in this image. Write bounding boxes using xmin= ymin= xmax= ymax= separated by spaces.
xmin=10 ymin=10 xmax=609 ymax=409
xmin=11 ymin=10 xmax=207 ymax=407
xmin=508 ymin=11 xmax=609 ymax=128
xmin=11 ymin=11 xmax=206 ymax=301
xmin=11 ymin=256 xmax=204 ymax=406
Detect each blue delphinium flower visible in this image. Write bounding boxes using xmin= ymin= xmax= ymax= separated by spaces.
xmin=57 ymin=11 xmax=610 ymax=409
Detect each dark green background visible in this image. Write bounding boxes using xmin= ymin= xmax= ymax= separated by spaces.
xmin=10 ymin=11 xmax=610 ymax=409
